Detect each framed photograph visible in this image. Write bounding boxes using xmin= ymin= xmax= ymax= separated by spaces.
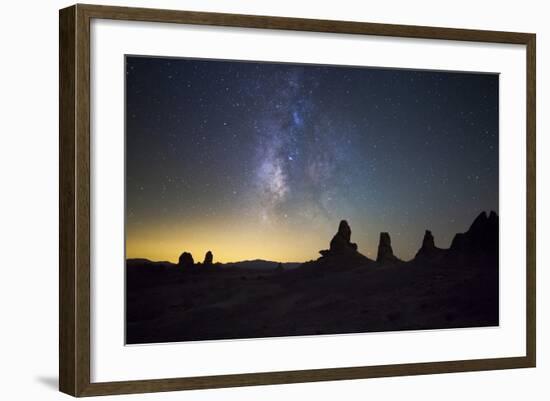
xmin=59 ymin=4 xmax=536 ymax=397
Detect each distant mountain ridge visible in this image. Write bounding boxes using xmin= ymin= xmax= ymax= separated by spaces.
xmin=223 ymin=259 xmax=301 ymax=270
xmin=126 ymin=257 xmax=300 ymax=270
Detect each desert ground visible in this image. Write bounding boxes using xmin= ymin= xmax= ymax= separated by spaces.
xmin=126 ymin=211 xmax=498 ymax=344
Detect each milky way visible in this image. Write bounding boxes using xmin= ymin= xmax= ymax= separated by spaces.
xmin=125 ymin=56 xmax=498 ymax=263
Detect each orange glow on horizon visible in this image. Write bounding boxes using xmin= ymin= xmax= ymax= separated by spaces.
xmin=125 ymin=216 xmax=338 ymax=263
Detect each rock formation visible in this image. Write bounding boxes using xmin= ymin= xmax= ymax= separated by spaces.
xmin=203 ymin=250 xmax=213 ymax=266
xmin=422 ymin=230 xmax=435 ymax=250
xmin=315 ymin=220 xmax=372 ymax=267
xmin=178 ymin=252 xmax=194 ymax=268
xmin=450 ymin=211 xmax=498 ymax=255
xmin=376 ymin=232 xmax=399 ymax=264
xmin=414 ymin=230 xmax=443 ymax=261
xmin=320 ymin=220 xmax=358 ymax=256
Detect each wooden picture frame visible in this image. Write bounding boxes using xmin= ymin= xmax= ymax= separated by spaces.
xmin=59 ymin=3 xmax=536 ymax=397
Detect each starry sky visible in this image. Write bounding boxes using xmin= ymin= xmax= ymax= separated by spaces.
xmin=125 ymin=56 xmax=498 ymax=263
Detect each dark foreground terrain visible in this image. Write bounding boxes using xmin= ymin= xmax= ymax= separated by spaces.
xmin=126 ymin=211 xmax=498 ymax=344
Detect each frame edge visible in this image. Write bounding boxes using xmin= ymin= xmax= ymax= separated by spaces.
xmin=75 ymin=3 xmax=534 ymax=43
xmin=60 ymin=4 xmax=93 ymax=397
xmin=525 ymin=33 xmax=536 ymax=368
xmin=59 ymin=4 xmax=77 ymax=397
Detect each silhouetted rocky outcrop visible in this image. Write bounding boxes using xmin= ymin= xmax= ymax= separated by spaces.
xmin=376 ymin=232 xmax=400 ymax=264
xmin=422 ymin=230 xmax=435 ymax=249
xmin=414 ymin=230 xmax=444 ymax=261
xmin=203 ymin=251 xmax=213 ymax=266
xmin=320 ymin=220 xmax=359 ymax=256
xmin=178 ymin=252 xmax=194 ymax=268
xmin=450 ymin=211 xmax=498 ymax=256
xmin=311 ymin=220 xmax=372 ymax=268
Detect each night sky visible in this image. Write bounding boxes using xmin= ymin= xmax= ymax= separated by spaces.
xmin=125 ymin=56 xmax=498 ymax=263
